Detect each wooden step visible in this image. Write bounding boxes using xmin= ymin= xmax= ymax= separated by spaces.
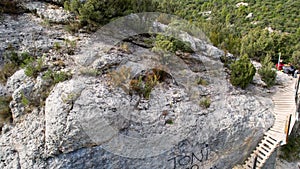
xmin=270 ymin=125 xmax=285 ymax=131
xmin=266 ymin=135 xmax=278 ymax=143
xmin=274 ymin=105 xmax=295 ymax=107
xmin=257 ymin=148 xmax=269 ymax=157
xmin=270 ymin=128 xmax=284 ymax=133
xmin=275 ymin=115 xmax=290 ymax=120
xmin=261 ymin=139 xmax=276 ymax=148
xmin=274 ymin=113 xmax=289 ymax=117
xmin=273 ymin=119 xmax=286 ymax=123
xmin=260 ymin=145 xmax=271 ymax=154
xmin=274 ymin=108 xmax=294 ymax=111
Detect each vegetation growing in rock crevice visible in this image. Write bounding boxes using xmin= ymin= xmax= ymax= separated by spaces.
xmin=199 ymin=96 xmax=211 ymax=109
xmin=0 ymin=95 xmax=12 ymax=131
xmin=0 ymin=49 xmax=33 ymax=84
xmin=196 ymin=77 xmax=209 ymax=86
xmin=0 ymin=48 xmax=72 ymax=115
xmin=230 ymin=54 xmax=256 ymax=89
xmin=152 ymin=34 xmax=193 ymax=53
xmin=0 ymin=0 xmax=27 ymax=14
xmin=130 ymin=69 xmax=162 ymax=99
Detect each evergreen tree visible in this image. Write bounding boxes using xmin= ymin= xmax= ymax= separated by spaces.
xmin=258 ymin=54 xmax=277 ymax=87
xmin=230 ymin=54 xmax=256 ymax=89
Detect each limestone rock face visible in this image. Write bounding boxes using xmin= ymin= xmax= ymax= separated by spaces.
xmin=25 ymin=2 xmax=74 ymax=24
xmin=6 ymin=69 xmax=29 ymax=94
xmin=0 ymin=4 xmax=282 ymax=169
xmin=44 ymin=78 xmax=91 ymax=156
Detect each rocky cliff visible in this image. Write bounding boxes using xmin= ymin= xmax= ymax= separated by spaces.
xmin=0 ymin=1 xmax=292 ymax=169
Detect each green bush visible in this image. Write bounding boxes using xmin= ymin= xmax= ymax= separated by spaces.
xmin=21 ymin=92 xmax=30 ymax=106
xmin=199 ymin=97 xmax=211 ymax=108
xmin=24 ymin=58 xmax=44 ymax=78
xmin=196 ymin=77 xmax=209 ymax=86
xmin=0 ymin=95 xmax=12 ymax=128
xmin=165 ymin=119 xmax=174 ymax=125
xmin=258 ymin=55 xmax=277 ymax=87
xmin=153 ymin=34 xmax=193 ymax=53
xmin=279 ymin=135 xmax=300 ymax=161
xmin=230 ymin=54 xmax=256 ymax=89
xmin=53 ymin=71 xmax=71 ymax=84
xmin=0 ymin=0 xmax=26 ymax=14
xmin=0 ymin=63 xmax=18 ymax=84
xmin=64 ymin=0 xmax=158 ymax=30
xmin=0 ymin=50 xmax=35 ymax=84
xmin=129 ymin=70 xmax=166 ymax=99
xmin=130 ymin=73 xmax=159 ymax=99
xmin=292 ymin=51 xmax=300 ymax=68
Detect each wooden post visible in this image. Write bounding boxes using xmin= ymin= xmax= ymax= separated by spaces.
xmin=253 ymin=154 xmax=258 ymax=169
xmin=285 ymin=114 xmax=292 ymax=143
xmin=295 ymin=75 xmax=300 ymax=121
xmin=295 ymin=75 xmax=300 ymax=103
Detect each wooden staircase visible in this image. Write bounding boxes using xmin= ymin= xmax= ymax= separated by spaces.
xmin=242 ymin=75 xmax=299 ymax=169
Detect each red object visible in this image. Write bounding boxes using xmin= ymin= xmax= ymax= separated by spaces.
xmin=276 ymin=62 xmax=284 ymax=70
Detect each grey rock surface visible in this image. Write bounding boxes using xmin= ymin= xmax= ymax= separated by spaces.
xmin=275 ymin=159 xmax=299 ymax=169
xmin=0 ymin=83 xmax=6 ymax=96
xmin=0 ymin=14 xmax=51 ymax=57
xmin=0 ymin=4 xmax=291 ymax=169
xmin=25 ymin=2 xmax=74 ymax=24
xmin=10 ymin=79 xmax=35 ymax=122
xmin=6 ymin=69 xmax=29 ymax=94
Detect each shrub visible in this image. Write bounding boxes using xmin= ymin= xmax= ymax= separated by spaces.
xmin=21 ymin=92 xmax=30 ymax=106
xmin=75 ymin=0 xmax=158 ymax=28
xmin=64 ymin=22 xmax=82 ymax=34
xmin=24 ymin=58 xmax=44 ymax=78
xmin=0 ymin=50 xmax=34 ymax=84
xmin=109 ymin=67 xmax=131 ymax=87
xmin=165 ymin=119 xmax=174 ymax=124
xmin=292 ymin=51 xmax=300 ymax=68
xmin=64 ymin=0 xmax=81 ymax=15
xmin=0 ymin=63 xmax=18 ymax=84
xmin=0 ymin=0 xmax=26 ymax=14
xmin=153 ymin=34 xmax=193 ymax=53
xmin=279 ymin=135 xmax=300 ymax=161
xmin=199 ymin=97 xmax=211 ymax=108
xmin=64 ymin=39 xmax=77 ymax=55
xmin=0 ymin=95 xmax=12 ymax=128
xmin=230 ymin=54 xmax=256 ymax=89
xmin=53 ymin=71 xmax=71 ymax=84
xmin=129 ymin=70 xmax=160 ymax=99
xmin=0 ymin=96 xmax=12 ymax=118
xmin=258 ymin=54 xmax=277 ymax=87
xmin=196 ymin=77 xmax=209 ymax=86
xmin=42 ymin=70 xmax=71 ymax=84
xmin=143 ymin=73 xmax=159 ymax=99
xmin=53 ymin=42 xmax=62 ymax=51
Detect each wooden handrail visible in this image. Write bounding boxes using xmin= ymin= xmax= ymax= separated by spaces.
xmin=285 ymin=114 xmax=292 ymax=142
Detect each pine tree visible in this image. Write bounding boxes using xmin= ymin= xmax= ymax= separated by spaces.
xmin=230 ymin=54 xmax=256 ymax=89
xmin=258 ymin=54 xmax=277 ymax=87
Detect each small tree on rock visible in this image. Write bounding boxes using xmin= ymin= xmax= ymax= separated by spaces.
xmin=230 ymin=54 xmax=256 ymax=89
xmin=258 ymin=54 xmax=277 ymax=88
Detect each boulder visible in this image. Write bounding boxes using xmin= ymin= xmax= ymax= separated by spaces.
xmin=6 ymin=69 xmax=30 ymax=94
